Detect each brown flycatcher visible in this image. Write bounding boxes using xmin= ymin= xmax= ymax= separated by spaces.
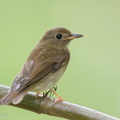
xmin=0 ymin=27 xmax=83 ymax=105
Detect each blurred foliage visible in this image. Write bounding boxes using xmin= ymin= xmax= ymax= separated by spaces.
xmin=0 ymin=0 xmax=120 ymax=120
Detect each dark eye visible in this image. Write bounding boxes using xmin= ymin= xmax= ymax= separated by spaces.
xmin=56 ymin=34 xmax=62 ymax=39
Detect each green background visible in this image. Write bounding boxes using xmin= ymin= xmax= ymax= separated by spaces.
xmin=0 ymin=0 xmax=120 ymax=119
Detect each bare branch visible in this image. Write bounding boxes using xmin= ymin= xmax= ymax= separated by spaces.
xmin=0 ymin=84 xmax=119 ymax=120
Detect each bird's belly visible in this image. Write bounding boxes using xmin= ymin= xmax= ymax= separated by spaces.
xmin=31 ymin=65 xmax=67 ymax=92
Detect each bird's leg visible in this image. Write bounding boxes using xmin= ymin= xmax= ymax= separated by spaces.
xmin=50 ymin=88 xmax=64 ymax=103
xmin=43 ymin=90 xmax=51 ymax=97
xmin=36 ymin=90 xmax=51 ymax=99
xmin=50 ymin=85 xmax=57 ymax=97
xmin=37 ymin=90 xmax=51 ymax=102
xmin=53 ymin=85 xmax=57 ymax=91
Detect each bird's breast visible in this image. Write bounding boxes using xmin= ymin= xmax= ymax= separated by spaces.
xmin=30 ymin=63 xmax=68 ymax=92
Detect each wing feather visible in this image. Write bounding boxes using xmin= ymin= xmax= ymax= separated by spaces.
xmin=10 ymin=45 xmax=70 ymax=92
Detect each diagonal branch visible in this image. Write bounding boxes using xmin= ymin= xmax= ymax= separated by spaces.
xmin=0 ymin=84 xmax=119 ymax=120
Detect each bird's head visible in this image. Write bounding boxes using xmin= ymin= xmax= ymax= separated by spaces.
xmin=40 ymin=27 xmax=83 ymax=48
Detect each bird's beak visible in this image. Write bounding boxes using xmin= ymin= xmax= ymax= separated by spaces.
xmin=71 ymin=33 xmax=84 ymax=38
xmin=64 ymin=33 xmax=84 ymax=40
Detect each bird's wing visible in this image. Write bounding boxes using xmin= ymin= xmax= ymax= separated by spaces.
xmin=10 ymin=46 xmax=70 ymax=92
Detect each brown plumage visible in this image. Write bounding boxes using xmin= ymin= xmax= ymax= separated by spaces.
xmin=0 ymin=27 xmax=83 ymax=105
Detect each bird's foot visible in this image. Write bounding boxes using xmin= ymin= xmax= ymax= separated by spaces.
xmin=50 ymin=88 xmax=64 ymax=103
xmin=36 ymin=92 xmax=43 ymax=99
xmin=54 ymin=96 xmax=64 ymax=104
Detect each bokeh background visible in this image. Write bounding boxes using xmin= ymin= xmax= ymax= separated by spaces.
xmin=0 ymin=0 xmax=120 ymax=120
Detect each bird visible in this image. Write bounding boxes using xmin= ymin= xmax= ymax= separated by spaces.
xmin=0 ymin=27 xmax=83 ymax=105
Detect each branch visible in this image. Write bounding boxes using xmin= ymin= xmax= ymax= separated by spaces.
xmin=0 ymin=85 xmax=119 ymax=120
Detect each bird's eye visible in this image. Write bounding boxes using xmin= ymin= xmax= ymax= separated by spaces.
xmin=56 ymin=34 xmax=62 ymax=39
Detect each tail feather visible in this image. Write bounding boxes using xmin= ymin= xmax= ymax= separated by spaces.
xmin=0 ymin=91 xmax=19 ymax=105
xmin=0 ymin=86 xmax=30 ymax=105
xmin=12 ymin=88 xmax=30 ymax=105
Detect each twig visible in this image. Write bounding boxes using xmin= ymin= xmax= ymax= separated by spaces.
xmin=0 ymin=84 xmax=119 ymax=120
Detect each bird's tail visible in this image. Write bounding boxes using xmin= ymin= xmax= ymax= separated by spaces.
xmin=0 ymin=87 xmax=30 ymax=105
xmin=0 ymin=91 xmax=19 ymax=105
